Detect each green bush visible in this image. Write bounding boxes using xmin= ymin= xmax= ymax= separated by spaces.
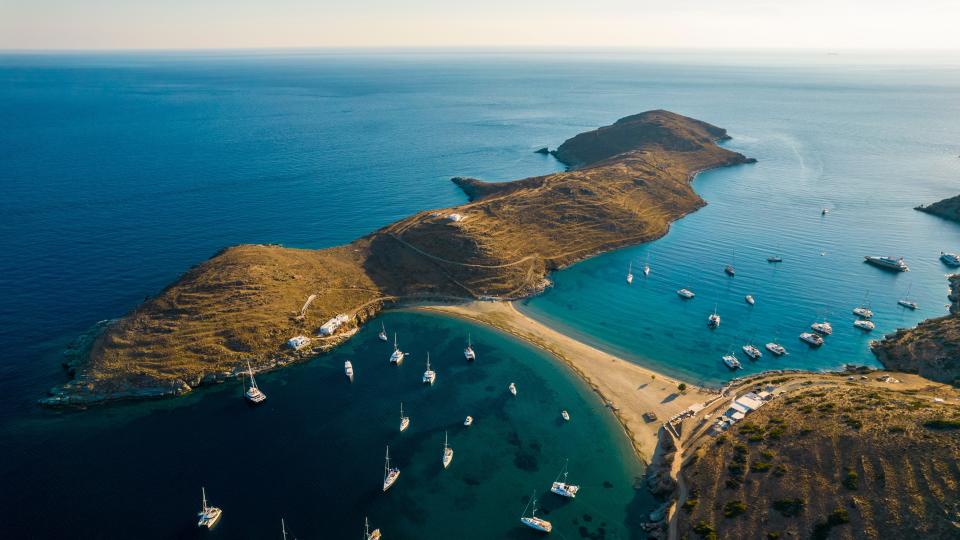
xmin=693 ymin=521 xmax=717 ymax=540
xmin=723 ymin=500 xmax=748 ymax=518
xmin=761 ymin=450 xmax=776 ymax=460
xmin=750 ymin=461 xmax=772 ymax=473
xmin=843 ymin=469 xmax=859 ymax=490
xmin=923 ymin=419 xmax=960 ymax=430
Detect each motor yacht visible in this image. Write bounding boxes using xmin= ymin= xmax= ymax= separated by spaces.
xmin=742 ymin=344 xmax=762 ymax=360
xmin=765 ymin=342 xmax=787 ymax=356
xmin=800 ymin=332 xmax=824 ymax=347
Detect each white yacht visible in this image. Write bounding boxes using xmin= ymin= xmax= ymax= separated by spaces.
xmin=508 ymin=382 xmax=517 ymax=396
xmin=389 ymin=334 xmax=404 ymax=365
xmin=864 ymin=255 xmax=909 ymax=272
xmin=745 ymin=295 xmax=755 ymax=305
xmin=708 ymin=306 xmax=721 ymax=328
xmin=897 ymin=298 xmax=918 ymax=310
xmin=344 ymin=360 xmax=354 ymax=382
xmin=422 ymin=353 xmax=436 ymax=385
xmin=940 ymin=251 xmax=960 ymax=267
xmin=626 ymin=262 xmax=634 ymax=284
xmin=464 ymin=334 xmax=476 ymax=361
xmin=442 ymin=431 xmax=453 ymax=469
xmin=643 ymin=255 xmax=651 ymax=277
xmin=800 ymin=332 xmax=824 ymax=347
xmin=722 ymin=354 xmax=741 ymax=370
xmin=378 ymin=322 xmax=388 ymax=342
xmin=364 ymin=517 xmax=382 ymax=540
xmin=399 ymin=402 xmax=410 ymax=432
xmin=382 ymin=446 xmax=400 ymax=492
xmin=463 ymin=415 xmax=473 ymax=427
xmin=520 ymin=492 xmax=553 ymax=533
xmin=852 ymin=307 xmax=874 ymax=319
xmin=550 ymin=460 xmax=580 ymax=498
xmin=742 ymin=344 xmax=762 ymax=360
xmin=244 ymin=361 xmax=267 ymax=404
xmin=811 ymin=321 xmax=833 ymax=335
xmin=677 ymin=288 xmax=695 ymax=299
xmin=561 ymin=410 xmax=570 ymax=422
xmin=854 ymin=319 xmax=876 ymax=331
xmin=765 ymin=342 xmax=787 ymax=356
xmin=197 ymin=487 xmax=222 ymax=529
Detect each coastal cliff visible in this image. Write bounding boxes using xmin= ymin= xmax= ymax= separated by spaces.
xmin=916 ymin=194 xmax=960 ymax=223
xmin=45 ymin=110 xmax=754 ymax=406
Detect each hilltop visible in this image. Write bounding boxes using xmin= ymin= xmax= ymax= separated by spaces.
xmin=45 ymin=110 xmax=754 ymax=406
xmin=916 ymin=194 xmax=960 ymax=223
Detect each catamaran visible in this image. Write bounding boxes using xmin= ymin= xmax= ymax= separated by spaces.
xmin=800 ymin=332 xmax=824 ymax=347
xmin=854 ymin=319 xmax=876 ymax=331
xmin=864 ymin=255 xmax=909 ymax=272
xmin=722 ymin=353 xmax=742 ymax=370
xmin=422 ymin=353 xmax=436 ymax=385
xmin=520 ymin=491 xmax=553 ymax=533
xmin=742 ymin=344 xmax=762 ymax=360
xmin=364 ymin=517 xmax=382 ymax=540
xmin=677 ymin=288 xmax=695 ymax=299
xmin=708 ymin=306 xmax=721 ymax=328
xmin=464 ymin=415 xmax=474 ymax=427
xmin=508 ymin=382 xmax=517 ymax=396
xmin=745 ymin=294 xmax=755 ymax=306
xmin=244 ymin=361 xmax=267 ymax=404
xmin=765 ymin=342 xmax=787 ymax=356
xmin=852 ymin=307 xmax=874 ymax=318
xmin=464 ymin=334 xmax=476 ymax=361
xmin=442 ymin=431 xmax=453 ymax=469
xmin=626 ymin=262 xmax=634 ymax=284
xmin=941 ymin=251 xmax=960 ymax=267
xmin=550 ymin=460 xmax=580 ymax=498
xmin=344 ymin=360 xmax=354 ymax=382
xmin=399 ymin=402 xmax=410 ymax=432
xmin=389 ymin=334 xmax=404 ymax=365
xmin=378 ymin=322 xmax=388 ymax=342
xmin=382 ymin=446 xmax=400 ymax=492
xmin=811 ymin=321 xmax=833 ymax=335
xmin=561 ymin=410 xmax=570 ymax=421
xmin=197 ymin=487 xmax=222 ymax=529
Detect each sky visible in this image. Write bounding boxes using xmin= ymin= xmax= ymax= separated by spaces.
xmin=1 ymin=0 xmax=959 ymax=51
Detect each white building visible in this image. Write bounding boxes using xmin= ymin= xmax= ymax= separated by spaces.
xmin=318 ymin=313 xmax=350 ymax=336
xmin=287 ymin=335 xmax=311 ymax=351
xmin=447 ymin=213 xmax=464 ymax=222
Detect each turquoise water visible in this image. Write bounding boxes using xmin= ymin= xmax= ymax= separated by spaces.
xmin=2 ymin=50 xmax=960 ymax=537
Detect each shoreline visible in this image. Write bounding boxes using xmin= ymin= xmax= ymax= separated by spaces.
xmin=408 ymin=300 xmax=714 ymax=464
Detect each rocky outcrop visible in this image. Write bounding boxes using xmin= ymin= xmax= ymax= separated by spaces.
xmin=916 ymin=194 xmax=960 ymax=223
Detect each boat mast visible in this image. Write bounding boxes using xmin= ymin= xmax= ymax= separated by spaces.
xmin=393 ymin=333 xmax=398 ymax=350
xmin=444 ymin=430 xmax=448 ymax=450
xmin=201 ymin=487 xmax=208 ymax=512
xmin=246 ymin=361 xmax=258 ymax=390
xmin=400 ymin=402 xmax=404 ymax=419
xmin=281 ymin=518 xmax=288 ymax=540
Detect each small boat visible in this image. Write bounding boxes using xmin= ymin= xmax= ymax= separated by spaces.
xmin=707 ymin=306 xmax=720 ymax=328
xmin=941 ymin=251 xmax=960 ymax=267
xmin=382 ymin=446 xmax=400 ymax=492
xmin=822 ymin=208 xmax=829 ymax=215
xmin=508 ymin=382 xmax=517 ymax=396
xmin=626 ymin=262 xmax=634 ymax=284
xmin=725 ymin=265 xmax=736 ymax=277
xmin=442 ymin=431 xmax=453 ymax=469
xmin=520 ymin=492 xmax=553 ymax=533
xmin=344 ymin=360 xmax=354 ymax=382
xmin=464 ymin=334 xmax=476 ymax=361
xmin=422 ymin=353 xmax=436 ymax=385
xmin=852 ymin=307 xmax=873 ymax=319
xmin=677 ymin=288 xmax=695 ymax=299
xmin=364 ymin=517 xmax=382 ymax=540
xmin=378 ymin=322 xmax=388 ymax=342
xmin=643 ymin=255 xmax=651 ymax=277
xmin=550 ymin=460 xmax=580 ymax=498
xmin=864 ymin=255 xmax=909 ymax=272
xmin=244 ymin=361 xmax=267 ymax=404
xmin=765 ymin=342 xmax=787 ymax=356
xmin=399 ymin=402 xmax=410 ymax=432
xmin=463 ymin=415 xmax=473 ymax=427
xmin=561 ymin=410 xmax=570 ymax=421
xmin=800 ymin=332 xmax=824 ymax=347
xmin=898 ymin=299 xmax=918 ymax=310
xmin=745 ymin=295 xmax=755 ymax=306
xmin=389 ymin=334 xmax=404 ymax=365
xmin=811 ymin=321 xmax=833 ymax=335
xmin=742 ymin=344 xmax=762 ymax=360
xmin=767 ymin=255 xmax=783 ymax=263
xmin=722 ymin=354 xmax=741 ymax=370
xmin=854 ymin=319 xmax=876 ymax=331
xmin=197 ymin=487 xmax=222 ymax=529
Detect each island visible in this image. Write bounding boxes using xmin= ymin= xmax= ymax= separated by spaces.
xmin=45 ymin=110 xmax=755 ymax=407
xmin=916 ymin=194 xmax=960 ymax=223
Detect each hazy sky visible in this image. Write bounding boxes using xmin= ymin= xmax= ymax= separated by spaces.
xmin=2 ymin=0 xmax=959 ymax=50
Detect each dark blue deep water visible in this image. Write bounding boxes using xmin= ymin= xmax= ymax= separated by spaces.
xmin=1 ymin=50 xmax=959 ymax=538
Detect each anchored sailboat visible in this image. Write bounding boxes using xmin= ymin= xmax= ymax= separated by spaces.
xmin=378 ymin=322 xmax=388 ymax=342
xmin=364 ymin=517 xmax=382 ymax=540
xmin=244 ymin=361 xmax=267 ymax=404
xmin=643 ymin=254 xmax=650 ymax=277
xmin=382 ymin=446 xmax=400 ymax=492
xmin=399 ymin=402 xmax=410 ymax=432
xmin=197 ymin=487 xmax=222 ymax=529
xmin=550 ymin=459 xmax=580 ymax=498
xmin=422 ymin=353 xmax=436 ymax=385
xmin=389 ymin=334 xmax=404 ymax=365
xmin=520 ymin=491 xmax=553 ymax=533
xmin=464 ymin=334 xmax=476 ymax=361
xmin=626 ymin=262 xmax=634 ymax=284
xmin=442 ymin=431 xmax=453 ymax=469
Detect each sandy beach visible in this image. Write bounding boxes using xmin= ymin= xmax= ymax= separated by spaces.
xmin=411 ymin=301 xmax=712 ymax=463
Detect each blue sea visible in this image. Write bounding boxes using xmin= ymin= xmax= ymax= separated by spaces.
xmin=1 ymin=50 xmax=959 ymax=538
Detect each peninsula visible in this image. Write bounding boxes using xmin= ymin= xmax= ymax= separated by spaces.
xmin=45 ymin=110 xmax=754 ymax=406
xmin=916 ymin=193 xmax=960 ymax=223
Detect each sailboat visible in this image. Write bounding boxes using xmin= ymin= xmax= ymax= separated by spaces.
xmin=364 ymin=517 xmax=382 ymax=540
xmin=707 ymin=305 xmax=721 ymax=328
xmin=399 ymin=402 xmax=410 ymax=432
xmin=626 ymin=262 xmax=634 ymax=284
xmin=550 ymin=460 xmax=580 ymax=498
xmin=643 ymin=254 xmax=651 ymax=277
xmin=442 ymin=431 xmax=453 ymax=469
xmin=853 ymin=291 xmax=874 ymax=318
xmin=389 ymin=334 xmax=404 ymax=365
xmin=422 ymin=353 xmax=436 ymax=385
xmin=197 ymin=487 xmax=222 ymax=529
xmin=725 ymin=250 xmax=736 ymax=276
xmin=898 ymin=284 xmax=918 ymax=310
xmin=464 ymin=334 xmax=476 ymax=361
xmin=520 ymin=491 xmax=553 ymax=533
xmin=378 ymin=322 xmax=388 ymax=342
xmin=508 ymin=382 xmax=517 ymax=396
xmin=244 ymin=361 xmax=267 ymax=404
xmin=382 ymin=446 xmax=400 ymax=492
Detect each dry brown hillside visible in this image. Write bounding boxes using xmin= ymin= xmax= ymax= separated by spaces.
xmin=45 ymin=110 xmax=754 ymax=406
xmin=676 ymin=383 xmax=960 ymax=540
